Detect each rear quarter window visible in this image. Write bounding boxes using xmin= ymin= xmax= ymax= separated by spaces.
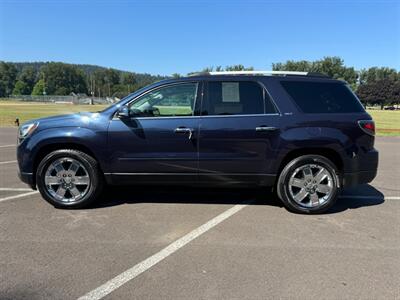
xmin=281 ymin=81 xmax=364 ymax=113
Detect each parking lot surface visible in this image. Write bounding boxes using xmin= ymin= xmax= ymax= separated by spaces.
xmin=0 ymin=127 xmax=399 ymax=299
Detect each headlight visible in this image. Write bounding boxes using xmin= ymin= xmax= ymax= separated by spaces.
xmin=18 ymin=122 xmax=39 ymax=141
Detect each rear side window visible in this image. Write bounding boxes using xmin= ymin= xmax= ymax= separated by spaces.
xmin=203 ymin=81 xmax=276 ymax=116
xmin=281 ymin=81 xmax=364 ymax=113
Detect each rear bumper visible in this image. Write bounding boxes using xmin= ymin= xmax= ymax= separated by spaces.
xmin=343 ymin=148 xmax=378 ymax=187
xmin=343 ymin=169 xmax=377 ymax=187
xmin=18 ymin=171 xmax=36 ymax=190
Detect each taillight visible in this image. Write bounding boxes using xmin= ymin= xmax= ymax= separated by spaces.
xmin=358 ymin=120 xmax=375 ymax=136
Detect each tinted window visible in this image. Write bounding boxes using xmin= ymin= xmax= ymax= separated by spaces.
xmin=281 ymin=81 xmax=364 ymax=113
xmin=203 ymin=81 xmax=275 ymax=115
xmin=129 ymin=83 xmax=197 ymax=117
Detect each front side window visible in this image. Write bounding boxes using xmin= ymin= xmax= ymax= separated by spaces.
xmin=203 ymin=81 xmax=275 ymax=116
xmin=128 ymin=83 xmax=198 ymax=117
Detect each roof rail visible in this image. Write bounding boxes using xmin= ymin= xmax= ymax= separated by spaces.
xmin=188 ymin=70 xmax=329 ymax=78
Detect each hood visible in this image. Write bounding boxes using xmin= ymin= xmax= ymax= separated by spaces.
xmin=26 ymin=111 xmax=102 ymax=131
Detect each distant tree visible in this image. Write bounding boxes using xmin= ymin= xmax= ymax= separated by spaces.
xmin=0 ymin=62 xmax=18 ymax=97
xmin=272 ymin=60 xmax=311 ymax=72
xmin=188 ymin=65 xmax=254 ymax=75
xmin=359 ymin=67 xmax=399 ymax=84
xmin=31 ymin=79 xmax=46 ymax=95
xmin=54 ymin=87 xmax=69 ymax=95
xmin=12 ymin=80 xmax=29 ymax=95
xmin=18 ymin=66 xmax=37 ymax=94
xmin=357 ymin=78 xmax=400 ymax=109
xmin=93 ymin=68 xmax=120 ymax=97
xmin=40 ymin=62 xmax=87 ymax=95
xmin=272 ymin=56 xmax=358 ymax=86
xmin=171 ymin=73 xmax=181 ymax=78
xmin=122 ymin=73 xmax=137 ymax=85
xmin=224 ymin=64 xmax=254 ymax=71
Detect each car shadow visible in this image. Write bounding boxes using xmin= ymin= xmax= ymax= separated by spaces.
xmin=329 ymin=184 xmax=385 ymax=214
xmin=91 ymin=184 xmax=385 ymax=214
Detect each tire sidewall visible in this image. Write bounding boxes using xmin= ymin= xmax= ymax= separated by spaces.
xmin=277 ymin=155 xmax=340 ymax=214
xmin=36 ymin=150 xmax=100 ymax=208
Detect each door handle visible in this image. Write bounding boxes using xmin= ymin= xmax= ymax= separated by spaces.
xmin=255 ymin=126 xmax=277 ymax=132
xmin=174 ymin=127 xmax=194 ymax=139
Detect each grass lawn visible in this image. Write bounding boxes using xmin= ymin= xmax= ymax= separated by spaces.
xmin=367 ymin=109 xmax=400 ymax=136
xmin=0 ymin=101 xmax=398 ymax=136
xmin=0 ymin=101 xmax=108 ymax=126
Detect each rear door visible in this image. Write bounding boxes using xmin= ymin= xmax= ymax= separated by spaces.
xmin=198 ymin=79 xmax=281 ymax=185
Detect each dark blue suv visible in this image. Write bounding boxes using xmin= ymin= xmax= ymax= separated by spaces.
xmin=17 ymin=71 xmax=378 ymax=213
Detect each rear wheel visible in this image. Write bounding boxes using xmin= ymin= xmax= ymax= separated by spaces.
xmin=36 ymin=149 xmax=103 ymax=209
xmin=277 ymin=155 xmax=340 ymax=214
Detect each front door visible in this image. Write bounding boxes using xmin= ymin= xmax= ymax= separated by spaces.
xmin=108 ymin=82 xmax=201 ymax=183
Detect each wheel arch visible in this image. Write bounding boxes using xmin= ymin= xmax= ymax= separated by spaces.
xmin=32 ymin=142 xmax=103 ymax=186
xmin=277 ymin=147 xmax=344 ymax=178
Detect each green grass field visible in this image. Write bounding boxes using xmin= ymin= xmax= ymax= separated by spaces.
xmin=367 ymin=110 xmax=400 ymax=136
xmin=0 ymin=101 xmax=108 ymax=126
xmin=0 ymin=101 xmax=398 ymax=136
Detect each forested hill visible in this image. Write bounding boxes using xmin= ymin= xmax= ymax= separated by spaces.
xmin=7 ymin=61 xmax=160 ymax=78
xmin=9 ymin=61 xmax=166 ymax=87
xmin=0 ymin=61 xmax=167 ymax=98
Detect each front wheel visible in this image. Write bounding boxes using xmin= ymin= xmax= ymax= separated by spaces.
xmin=277 ymin=155 xmax=341 ymax=214
xmin=36 ymin=149 xmax=103 ymax=209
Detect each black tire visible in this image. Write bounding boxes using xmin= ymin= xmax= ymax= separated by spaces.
xmin=276 ymin=155 xmax=341 ymax=214
xmin=36 ymin=149 xmax=103 ymax=209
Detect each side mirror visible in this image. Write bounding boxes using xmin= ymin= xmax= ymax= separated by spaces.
xmin=117 ymin=106 xmax=130 ymax=118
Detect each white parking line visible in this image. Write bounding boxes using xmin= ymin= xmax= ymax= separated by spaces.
xmin=385 ymin=196 xmax=400 ymax=200
xmin=0 ymin=144 xmax=16 ymax=148
xmin=0 ymin=191 xmax=39 ymax=203
xmin=0 ymin=188 xmax=34 ymax=191
xmin=77 ymin=202 xmax=250 ymax=300
xmin=340 ymin=195 xmax=400 ymax=200
xmin=0 ymin=160 xmax=17 ymax=165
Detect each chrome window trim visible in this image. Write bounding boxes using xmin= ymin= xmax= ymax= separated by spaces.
xmin=105 ymin=172 xmax=276 ymax=176
xmin=111 ymin=80 xmax=282 ymax=120
xmin=127 ymin=113 xmax=280 ymax=121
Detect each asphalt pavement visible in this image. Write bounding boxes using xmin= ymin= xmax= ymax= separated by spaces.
xmin=0 ymin=127 xmax=399 ymax=300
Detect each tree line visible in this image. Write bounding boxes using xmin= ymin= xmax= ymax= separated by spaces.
xmin=1 ymin=58 xmax=399 ymax=108
xmin=0 ymin=61 xmax=166 ymax=99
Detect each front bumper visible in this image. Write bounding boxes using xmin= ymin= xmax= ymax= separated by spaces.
xmin=18 ymin=171 xmax=36 ymax=190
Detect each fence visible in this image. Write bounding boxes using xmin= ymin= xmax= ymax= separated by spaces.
xmin=7 ymin=95 xmax=117 ymax=105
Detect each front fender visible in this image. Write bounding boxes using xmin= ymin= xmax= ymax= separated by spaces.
xmin=18 ymin=127 xmax=108 ymax=174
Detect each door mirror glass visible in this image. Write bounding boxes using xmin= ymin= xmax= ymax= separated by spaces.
xmin=117 ymin=106 xmax=130 ymax=118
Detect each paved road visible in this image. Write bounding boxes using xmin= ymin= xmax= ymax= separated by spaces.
xmin=0 ymin=127 xmax=399 ymax=300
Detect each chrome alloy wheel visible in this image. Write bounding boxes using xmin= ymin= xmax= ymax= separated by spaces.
xmin=288 ymin=164 xmax=334 ymax=208
xmin=44 ymin=157 xmax=91 ymax=203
